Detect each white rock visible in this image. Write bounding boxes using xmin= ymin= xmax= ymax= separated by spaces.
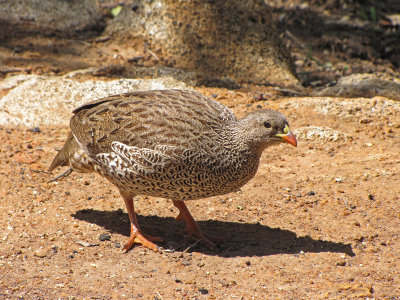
xmin=293 ymin=126 xmax=350 ymax=142
xmin=0 ymin=74 xmax=187 ymax=126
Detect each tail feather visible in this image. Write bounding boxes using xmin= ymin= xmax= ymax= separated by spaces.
xmin=49 ymin=133 xmax=74 ymax=172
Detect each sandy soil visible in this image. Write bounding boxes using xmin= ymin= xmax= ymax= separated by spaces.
xmin=1 ymin=90 xmax=400 ymax=298
xmin=1 ymin=1 xmax=400 ymax=299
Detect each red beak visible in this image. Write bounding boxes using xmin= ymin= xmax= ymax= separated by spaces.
xmin=281 ymin=131 xmax=297 ymax=147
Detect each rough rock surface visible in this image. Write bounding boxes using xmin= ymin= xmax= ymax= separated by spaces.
xmin=313 ymin=73 xmax=400 ymax=101
xmin=280 ymin=96 xmax=400 ymax=126
xmin=0 ymin=74 xmax=187 ymax=126
xmin=106 ymin=0 xmax=298 ymax=87
xmin=293 ymin=126 xmax=351 ymax=142
xmin=0 ymin=0 xmax=102 ymax=37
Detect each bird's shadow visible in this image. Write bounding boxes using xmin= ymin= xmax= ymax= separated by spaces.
xmin=72 ymin=209 xmax=355 ymax=257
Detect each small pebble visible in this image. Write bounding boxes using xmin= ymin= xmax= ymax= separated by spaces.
xmin=128 ymin=56 xmax=144 ymax=63
xmin=211 ymin=94 xmax=218 ymax=98
xmin=245 ymin=261 xmax=251 ymax=266
xmin=181 ymin=260 xmax=191 ymax=266
xmin=307 ymin=191 xmax=316 ymax=196
xmin=114 ymin=242 xmax=121 ymax=248
xmin=95 ymin=35 xmax=111 ymax=43
xmin=255 ymin=94 xmax=265 ymax=100
xmin=368 ymin=194 xmax=375 ymax=201
xmin=34 ymin=248 xmax=48 ymax=258
xmin=28 ymin=127 xmax=41 ymax=133
xmin=198 ymin=288 xmax=209 ymax=295
xmin=337 ymin=260 xmax=346 ymax=266
xmin=99 ymin=233 xmax=111 ymax=241
xmin=77 ymin=241 xmax=91 ymax=247
xmin=76 ymin=241 xmax=99 ymax=247
xmin=175 ymin=278 xmax=182 ymax=283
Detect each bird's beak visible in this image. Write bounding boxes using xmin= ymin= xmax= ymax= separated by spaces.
xmin=275 ymin=125 xmax=297 ymax=147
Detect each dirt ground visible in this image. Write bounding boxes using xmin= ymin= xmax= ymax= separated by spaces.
xmin=1 ymin=1 xmax=400 ymax=299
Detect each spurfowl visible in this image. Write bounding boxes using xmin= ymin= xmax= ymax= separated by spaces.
xmin=49 ymin=89 xmax=297 ymax=251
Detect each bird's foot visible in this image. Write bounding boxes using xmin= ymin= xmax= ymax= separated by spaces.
xmin=123 ymin=223 xmax=161 ymax=252
xmin=177 ymin=214 xmax=223 ymax=249
xmin=181 ymin=227 xmax=217 ymax=250
xmin=174 ymin=200 xmax=223 ymax=250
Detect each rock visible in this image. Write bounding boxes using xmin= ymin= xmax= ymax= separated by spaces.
xmin=280 ymin=97 xmax=400 ymax=126
xmin=0 ymin=0 xmax=102 ymax=38
xmin=99 ymin=233 xmax=111 ymax=241
xmin=76 ymin=241 xmax=99 ymax=247
xmin=0 ymin=73 xmax=187 ymax=126
xmin=293 ymin=126 xmax=351 ymax=142
xmin=95 ymin=65 xmax=239 ymax=89
xmin=337 ymin=260 xmax=346 ymax=266
xmin=34 ymin=248 xmax=48 ymax=258
xmin=106 ymin=0 xmax=298 ymax=87
xmin=28 ymin=127 xmax=41 ymax=133
xmin=198 ymin=288 xmax=209 ymax=295
xmin=313 ymin=73 xmax=400 ymax=101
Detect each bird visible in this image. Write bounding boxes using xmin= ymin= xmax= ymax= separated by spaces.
xmin=49 ymin=89 xmax=297 ymax=252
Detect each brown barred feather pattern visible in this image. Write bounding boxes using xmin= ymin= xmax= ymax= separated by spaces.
xmin=49 ymin=89 xmax=296 ymax=251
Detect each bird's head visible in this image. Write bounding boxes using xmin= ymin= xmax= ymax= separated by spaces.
xmin=238 ymin=109 xmax=297 ymax=149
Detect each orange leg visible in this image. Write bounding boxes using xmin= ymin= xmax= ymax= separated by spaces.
xmin=121 ymin=194 xmax=162 ymax=252
xmin=173 ymin=200 xmax=217 ymax=250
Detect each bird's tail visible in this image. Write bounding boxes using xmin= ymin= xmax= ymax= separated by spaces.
xmin=49 ymin=132 xmax=74 ymax=173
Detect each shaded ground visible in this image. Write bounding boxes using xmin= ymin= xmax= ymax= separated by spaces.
xmin=1 ymin=1 xmax=400 ymax=299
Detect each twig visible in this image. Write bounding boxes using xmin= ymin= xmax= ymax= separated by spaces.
xmin=30 ymin=169 xmax=51 ymax=175
xmin=271 ymin=87 xmax=307 ymax=96
xmin=48 ymin=168 xmax=73 ymax=183
xmin=0 ymin=66 xmax=30 ymax=74
xmin=285 ymin=30 xmax=306 ymax=49
xmin=146 ymin=48 xmax=160 ymax=61
xmin=183 ymin=240 xmax=200 ymax=253
xmin=156 ymin=291 xmax=164 ymax=300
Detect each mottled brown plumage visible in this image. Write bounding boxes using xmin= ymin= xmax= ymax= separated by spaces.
xmin=50 ymin=89 xmax=297 ymax=251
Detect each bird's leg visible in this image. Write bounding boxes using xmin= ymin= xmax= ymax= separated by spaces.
xmin=121 ymin=193 xmax=161 ymax=252
xmin=173 ymin=200 xmax=218 ymax=250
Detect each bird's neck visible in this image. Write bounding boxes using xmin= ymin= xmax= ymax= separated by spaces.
xmin=218 ymin=123 xmax=264 ymax=159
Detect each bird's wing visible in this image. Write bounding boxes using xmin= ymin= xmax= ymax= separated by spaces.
xmin=70 ymin=90 xmax=235 ymax=157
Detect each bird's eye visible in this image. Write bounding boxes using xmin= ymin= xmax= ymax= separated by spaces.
xmin=264 ymin=121 xmax=271 ymax=128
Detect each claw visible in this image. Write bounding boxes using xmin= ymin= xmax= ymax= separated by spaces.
xmin=122 ymin=223 xmax=159 ymax=252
